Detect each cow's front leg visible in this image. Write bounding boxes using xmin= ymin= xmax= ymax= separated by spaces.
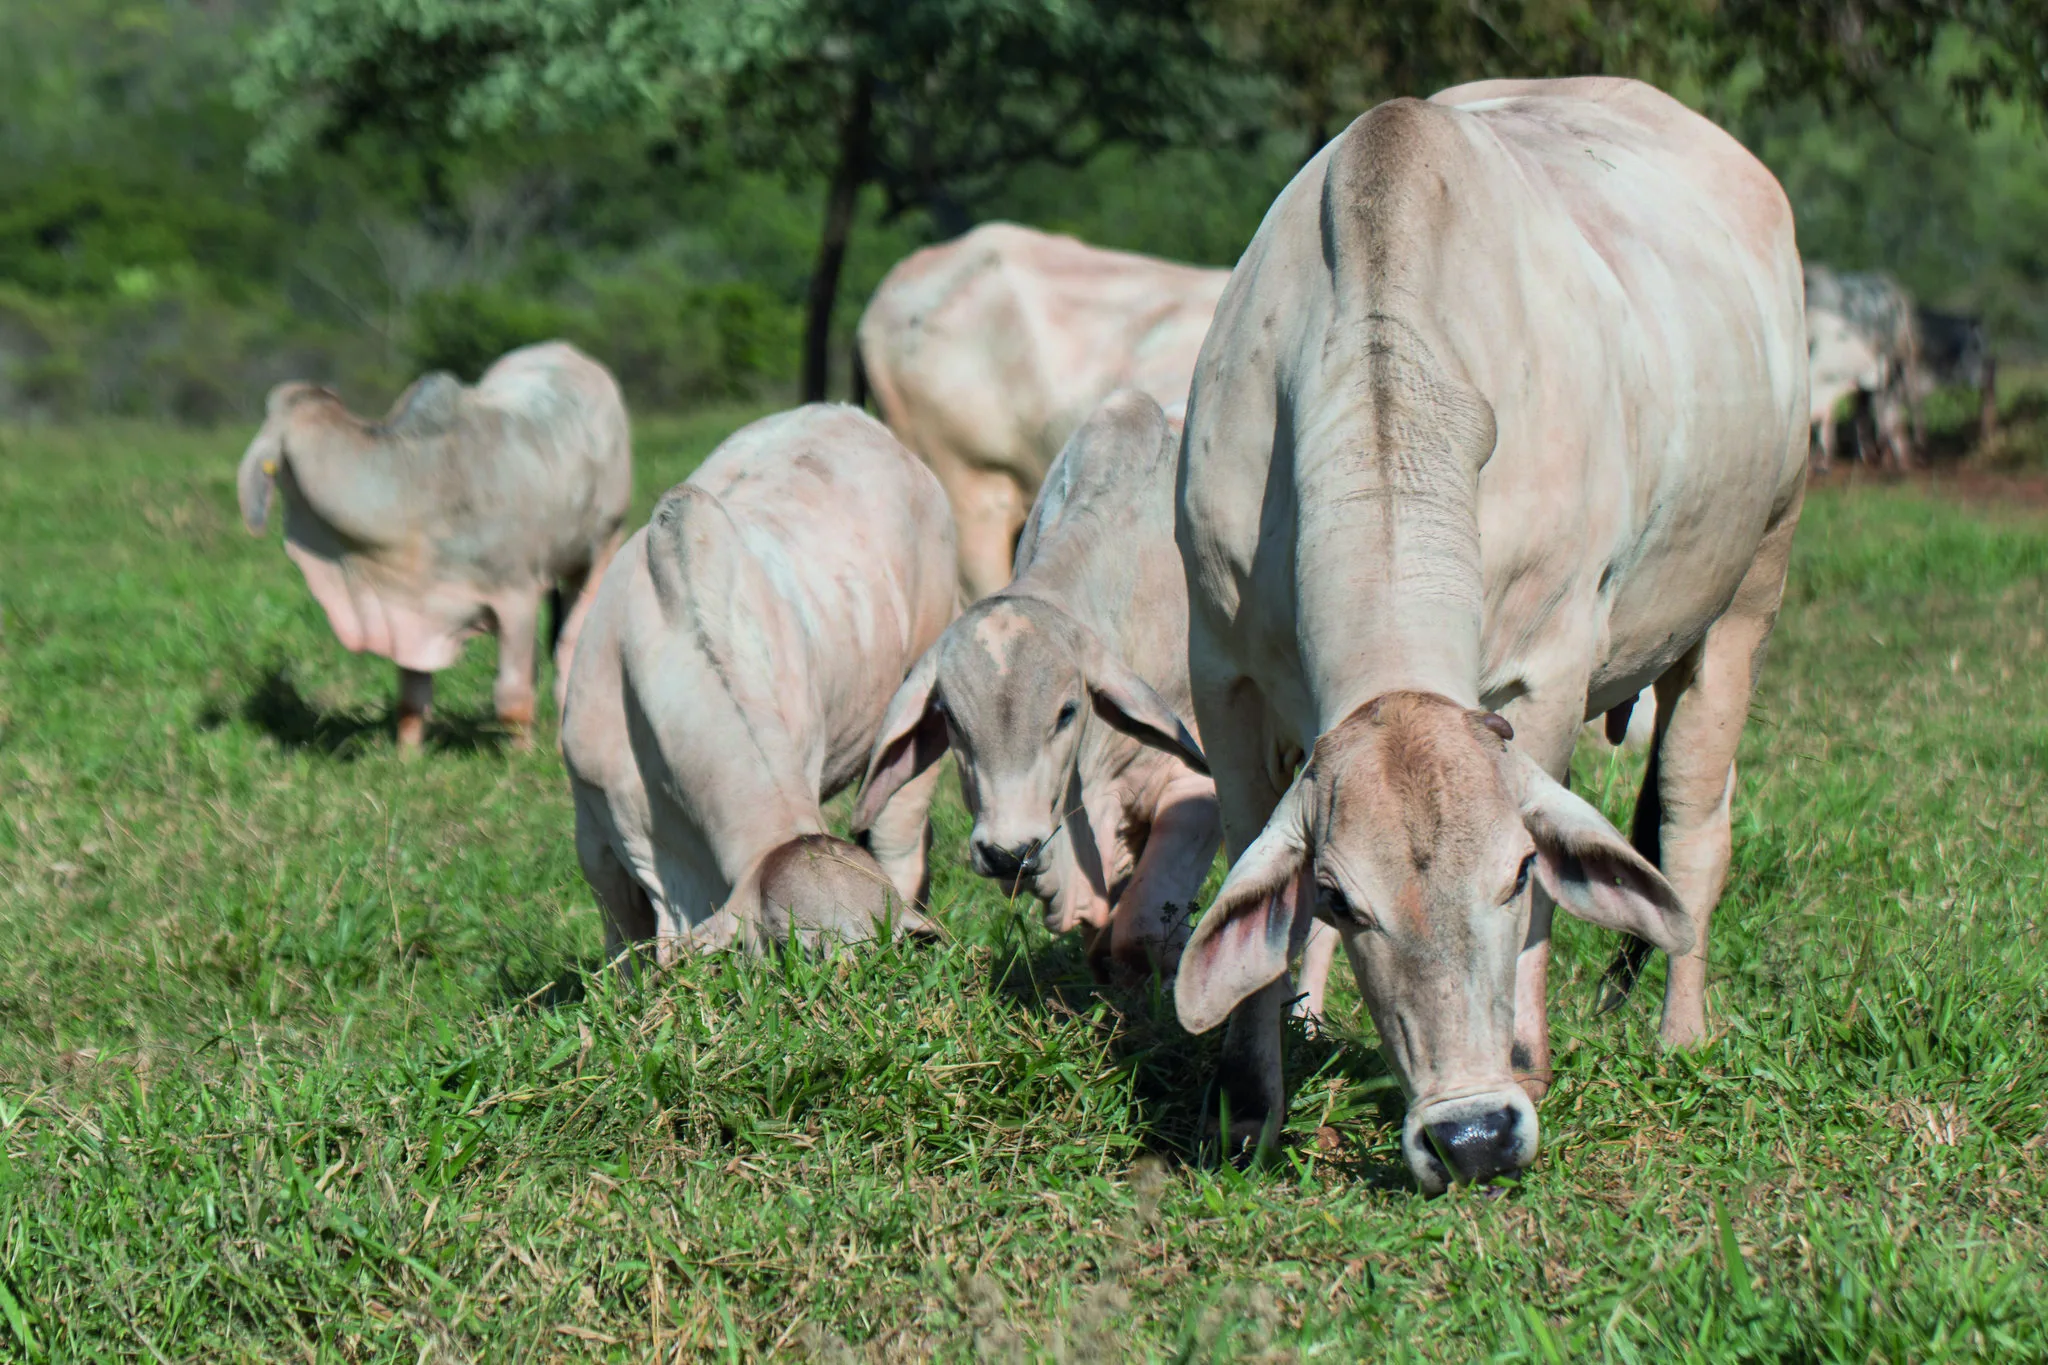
xmin=396 ymin=667 xmax=433 ymax=753
xmin=492 ymin=593 xmax=540 ymax=748
xmin=1500 ymin=689 xmax=1587 ymax=1103
xmin=1185 ymin=670 xmax=1299 ymax=1161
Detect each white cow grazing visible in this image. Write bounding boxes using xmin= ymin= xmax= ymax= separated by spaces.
xmin=1172 ymin=79 xmax=1807 ymax=1192
xmin=562 ymin=406 xmax=957 ymax=959
xmin=854 ymin=391 xmax=1218 ymax=978
xmin=859 ymin=222 xmax=1229 ymax=601
xmin=237 ymin=341 xmax=632 ymax=749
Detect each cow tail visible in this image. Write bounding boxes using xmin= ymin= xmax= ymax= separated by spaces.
xmin=1596 ymin=937 xmax=1657 ymax=1013
xmin=546 ymin=584 xmax=567 ymax=665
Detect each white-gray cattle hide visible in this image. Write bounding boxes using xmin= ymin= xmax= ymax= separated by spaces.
xmin=1173 ymin=79 xmax=1807 ymax=1191
xmin=237 ymin=341 xmax=631 ymax=745
xmin=854 ymin=391 xmax=1218 ymax=977
xmin=562 ymin=405 xmax=957 ymax=959
xmin=859 ymin=222 xmax=1228 ymax=601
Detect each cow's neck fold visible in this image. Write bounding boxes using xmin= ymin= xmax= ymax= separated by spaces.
xmin=1292 ymin=332 xmax=1492 ymax=733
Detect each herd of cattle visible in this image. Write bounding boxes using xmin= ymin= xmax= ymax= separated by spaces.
xmin=235 ymin=78 xmax=1983 ymax=1193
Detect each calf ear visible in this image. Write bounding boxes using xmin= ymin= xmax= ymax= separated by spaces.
xmin=1175 ymin=778 xmax=1310 ymax=1034
xmin=237 ymin=424 xmax=284 ymax=534
xmin=1081 ymin=630 xmax=1208 ymax=775
xmin=1513 ymin=752 xmax=1694 ymax=956
xmin=853 ymin=651 xmax=948 ymax=834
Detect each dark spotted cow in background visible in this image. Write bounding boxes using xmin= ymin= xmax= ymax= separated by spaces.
xmin=1805 ymin=265 xmax=1918 ymax=471
xmin=1806 ymin=266 xmax=2000 ymax=471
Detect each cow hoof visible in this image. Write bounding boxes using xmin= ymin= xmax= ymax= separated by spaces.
xmin=1659 ymin=1019 xmax=1709 ymax=1051
xmin=1198 ymin=1092 xmax=1281 ymax=1168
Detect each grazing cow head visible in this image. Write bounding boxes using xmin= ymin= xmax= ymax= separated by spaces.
xmin=737 ymin=834 xmax=935 ymax=952
xmin=1175 ymin=691 xmax=1690 ymax=1193
xmin=855 ymin=596 xmax=1205 ymax=931
xmin=237 ymin=382 xmax=335 ymax=534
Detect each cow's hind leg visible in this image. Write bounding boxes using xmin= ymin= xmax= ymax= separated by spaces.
xmin=396 ymin=667 xmax=433 ymax=753
xmin=1617 ymin=494 xmax=1801 ymax=1048
xmin=491 ymin=593 xmax=541 ymax=748
xmin=553 ymin=531 xmax=623 ymax=719
xmin=948 ymin=465 xmax=1029 ymax=603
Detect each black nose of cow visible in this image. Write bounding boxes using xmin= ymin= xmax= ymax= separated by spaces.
xmin=974 ymin=840 xmax=1037 ymax=880
xmin=1427 ymin=1108 xmax=1524 ymax=1184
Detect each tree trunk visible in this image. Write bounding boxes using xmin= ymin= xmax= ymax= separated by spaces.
xmin=1980 ymin=357 xmax=2000 ymax=446
xmin=803 ymin=78 xmax=874 ymax=403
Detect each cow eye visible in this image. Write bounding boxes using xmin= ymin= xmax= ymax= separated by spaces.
xmin=1318 ymin=880 xmax=1369 ymax=928
xmin=1054 ymin=700 xmax=1079 ymax=733
xmin=1508 ymin=852 xmax=1536 ymax=903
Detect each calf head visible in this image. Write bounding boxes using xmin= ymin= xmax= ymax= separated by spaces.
xmin=1175 ymin=691 xmax=1691 ymax=1193
xmin=855 ymin=596 xmax=1205 ymax=933
xmin=739 ymin=834 xmax=935 ymax=953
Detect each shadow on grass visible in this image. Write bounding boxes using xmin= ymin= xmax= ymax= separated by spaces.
xmin=492 ymin=953 xmax=606 ymax=1011
xmin=199 ymin=665 xmax=509 ymax=758
xmin=989 ymin=929 xmax=1412 ymax=1186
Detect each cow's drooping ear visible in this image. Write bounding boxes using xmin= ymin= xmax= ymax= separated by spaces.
xmin=1176 ymin=776 xmax=1312 ymax=1034
xmin=853 ymin=650 xmax=949 ymax=834
xmin=1080 ymin=626 xmax=1208 ymax=775
xmin=237 ymin=422 xmax=285 ymax=534
xmin=1512 ymin=750 xmax=1693 ymax=955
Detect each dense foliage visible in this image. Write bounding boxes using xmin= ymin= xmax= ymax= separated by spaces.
xmin=3 ymin=0 xmax=2048 ymax=422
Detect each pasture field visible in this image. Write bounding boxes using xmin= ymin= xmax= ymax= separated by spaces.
xmin=1 ymin=416 xmax=2046 ymax=1362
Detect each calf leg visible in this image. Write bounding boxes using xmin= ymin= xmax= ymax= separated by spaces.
xmin=553 ymin=531 xmax=623 ymax=720
xmin=1644 ymin=495 xmax=1800 ymax=1048
xmin=1106 ymin=771 xmax=1221 ymax=979
xmin=491 ymin=593 xmax=541 ymax=747
xmin=395 ymin=668 xmax=433 ymax=753
xmin=858 ymin=760 xmax=943 ymax=909
xmin=1295 ymin=919 xmax=1339 ymax=1023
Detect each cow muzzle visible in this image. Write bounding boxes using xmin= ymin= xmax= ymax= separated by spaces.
xmin=970 ymin=834 xmax=1046 ymax=892
xmin=1402 ymin=1087 xmax=1539 ymax=1194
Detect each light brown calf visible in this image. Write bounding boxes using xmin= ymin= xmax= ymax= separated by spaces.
xmin=561 ymin=406 xmax=957 ymax=959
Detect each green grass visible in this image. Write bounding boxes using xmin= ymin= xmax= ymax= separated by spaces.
xmin=2 ymin=415 xmax=2046 ymax=1361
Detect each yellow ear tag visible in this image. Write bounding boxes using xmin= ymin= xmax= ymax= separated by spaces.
xmin=261 ymin=460 xmax=278 ymax=475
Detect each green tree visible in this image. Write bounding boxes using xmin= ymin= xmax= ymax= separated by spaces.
xmin=1203 ymin=0 xmax=1703 ymax=162
xmin=1695 ymin=2 xmax=2048 ymax=122
xmin=238 ymin=0 xmax=1252 ymax=401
